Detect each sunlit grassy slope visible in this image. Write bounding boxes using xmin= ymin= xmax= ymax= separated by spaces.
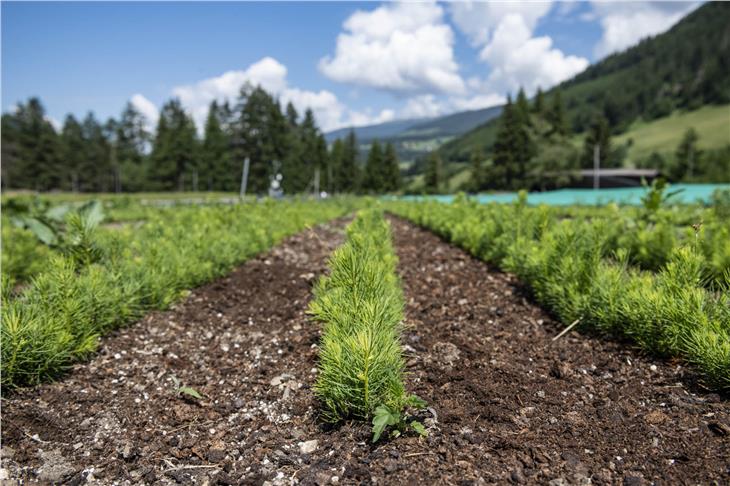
xmin=615 ymin=104 xmax=730 ymax=164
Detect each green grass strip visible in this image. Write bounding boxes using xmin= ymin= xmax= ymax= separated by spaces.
xmin=310 ymin=209 xmax=426 ymax=440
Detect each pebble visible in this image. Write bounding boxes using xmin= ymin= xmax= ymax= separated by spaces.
xmin=299 ymin=440 xmax=318 ymax=454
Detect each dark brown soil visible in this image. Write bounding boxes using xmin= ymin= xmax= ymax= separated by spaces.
xmin=1 ymin=216 xmax=728 ymax=485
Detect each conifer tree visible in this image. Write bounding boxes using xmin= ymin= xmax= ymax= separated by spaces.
xmin=81 ymin=112 xmax=112 ymax=192
xmin=362 ymin=140 xmax=384 ymax=193
xmin=672 ymin=127 xmax=701 ymax=180
xmin=202 ymin=101 xmax=232 ymax=190
xmin=329 ymin=139 xmax=345 ymax=193
xmin=469 ymin=149 xmax=486 ymax=192
xmin=547 ymin=89 xmax=568 ymax=136
xmin=382 ymin=142 xmax=401 ymax=192
xmin=581 ymin=114 xmax=612 ymax=169
xmin=424 ymin=152 xmax=442 ymax=193
xmin=516 ymin=87 xmax=532 ymax=127
xmin=493 ymin=96 xmax=517 ymax=188
xmin=60 ymin=115 xmax=85 ymax=191
xmin=337 ymin=129 xmax=360 ymax=193
xmin=149 ymin=99 xmax=199 ymax=190
xmin=533 ymin=86 xmax=545 ymax=114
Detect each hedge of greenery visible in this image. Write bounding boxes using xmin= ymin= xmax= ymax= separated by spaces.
xmin=388 ymin=196 xmax=730 ymax=390
xmin=2 ymin=199 xmax=352 ymax=388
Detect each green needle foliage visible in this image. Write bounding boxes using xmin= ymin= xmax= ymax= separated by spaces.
xmin=310 ymin=209 xmax=426 ymax=440
xmin=2 ymin=199 xmax=356 ymax=388
xmin=388 ymin=196 xmax=730 ymax=390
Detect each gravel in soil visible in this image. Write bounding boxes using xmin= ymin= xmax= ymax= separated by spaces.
xmin=2 ymin=216 xmax=728 ymax=485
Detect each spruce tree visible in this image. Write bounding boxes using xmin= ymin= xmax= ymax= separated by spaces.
xmin=533 ymin=87 xmax=545 ymax=114
xmin=60 ymin=115 xmax=85 ymax=191
xmin=547 ymin=89 xmax=568 ymax=136
xmin=329 ymin=139 xmax=345 ymax=194
xmin=362 ymin=140 xmax=384 ymax=193
xmin=581 ymin=114 xmax=612 ymax=169
xmin=469 ymin=149 xmax=486 ymax=192
xmin=149 ymin=99 xmax=199 ymax=190
xmin=516 ymin=87 xmax=532 ymax=127
xmin=424 ymin=152 xmax=442 ymax=193
xmin=81 ymin=112 xmax=112 ymax=192
xmin=202 ymin=101 xmax=232 ymax=190
xmin=337 ymin=130 xmax=360 ymax=193
xmin=492 ymin=96 xmax=517 ymax=188
xmin=382 ymin=142 xmax=401 ymax=192
xmin=12 ymin=98 xmax=62 ymax=190
xmin=673 ymin=127 xmax=701 ymax=180
xmin=116 ymin=102 xmax=150 ymax=191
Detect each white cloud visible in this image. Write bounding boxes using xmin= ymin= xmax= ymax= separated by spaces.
xmin=480 ymin=14 xmax=589 ymax=95
xmin=170 ymin=57 xmax=390 ymax=132
xmin=449 ymin=2 xmax=587 ymax=97
xmin=449 ymin=1 xmax=552 ymax=46
xmin=319 ymin=2 xmax=465 ymax=95
xmin=130 ymin=93 xmax=159 ymax=131
xmin=592 ymin=2 xmax=700 ymax=58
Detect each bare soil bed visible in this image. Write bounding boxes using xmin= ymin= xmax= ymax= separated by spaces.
xmin=2 ymin=217 xmax=728 ymax=485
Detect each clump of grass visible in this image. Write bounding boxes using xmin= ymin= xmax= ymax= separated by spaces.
xmin=310 ymin=209 xmax=426 ymax=440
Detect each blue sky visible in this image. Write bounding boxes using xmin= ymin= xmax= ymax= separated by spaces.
xmin=2 ymin=1 xmax=699 ymax=133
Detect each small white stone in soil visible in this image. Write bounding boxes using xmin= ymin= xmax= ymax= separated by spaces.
xmin=299 ymin=440 xmax=318 ymax=454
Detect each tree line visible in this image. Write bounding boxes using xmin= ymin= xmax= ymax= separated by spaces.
xmin=1 ymin=86 xmax=402 ymax=195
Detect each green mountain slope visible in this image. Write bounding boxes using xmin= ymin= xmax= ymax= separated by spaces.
xmin=439 ymin=2 xmax=730 ymax=164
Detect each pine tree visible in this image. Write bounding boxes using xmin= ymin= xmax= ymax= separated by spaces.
xmin=547 ymin=89 xmax=568 ymax=136
xmin=672 ymin=127 xmax=701 ymax=180
xmin=362 ymin=140 xmax=384 ymax=193
xmin=533 ymin=86 xmax=545 ymax=114
xmin=381 ymin=142 xmax=401 ymax=192
xmin=581 ymin=114 xmax=612 ymax=169
xmin=424 ymin=152 xmax=442 ymax=193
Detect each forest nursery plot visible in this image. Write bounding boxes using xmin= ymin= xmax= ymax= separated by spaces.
xmin=386 ymin=192 xmax=730 ymax=391
xmin=2 ymin=209 xmax=728 ymax=484
xmin=1 ymin=198 xmax=357 ymax=388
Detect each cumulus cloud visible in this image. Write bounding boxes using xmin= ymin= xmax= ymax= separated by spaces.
xmin=592 ymin=2 xmax=700 ymax=58
xmin=480 ymin=14 xmax=589 ymax=95
xmin=170 ymin=57 xmax=387 ymax=132
xmin=319 ymin=2 xmax=465 ymax=95
xmin=130 ymin=94 xmax=159 ymax=131
xmin=449 ymin=1 xmax=588 ymax=97
xmin=450 ymin=1 xmax=552 ymax=46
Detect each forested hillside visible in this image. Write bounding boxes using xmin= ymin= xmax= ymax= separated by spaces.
xmin=434 ymin=1 xmax=730 ymax=189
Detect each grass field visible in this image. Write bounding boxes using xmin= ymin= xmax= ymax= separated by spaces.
xmin=615 ymin=104 xmax=730 ymax=163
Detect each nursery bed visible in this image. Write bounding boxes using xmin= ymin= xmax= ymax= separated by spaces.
xmin=1 ymin=217 xmax=727 ymax=485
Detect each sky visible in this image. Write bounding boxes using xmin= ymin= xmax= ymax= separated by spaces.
xmin=1 ymin=1 xmax=700 ymax=133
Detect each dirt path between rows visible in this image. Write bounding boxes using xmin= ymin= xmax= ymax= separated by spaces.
xmin=2 ymin=216 xmax=728 ymax=485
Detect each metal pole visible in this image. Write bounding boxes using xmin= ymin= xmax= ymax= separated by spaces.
xmin=593 ymin=144 xmax=600 ymax=190
xmin=240 ymin=157 xmax=250 ymax=200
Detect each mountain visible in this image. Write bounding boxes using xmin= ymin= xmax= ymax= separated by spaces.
xmin=324 ymin=118 xmax=426 ymax=144
xmin=438 ymin=2 xmax=730 ymax=165
xmin=324 ymin=105 xmax=503 ymax=164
